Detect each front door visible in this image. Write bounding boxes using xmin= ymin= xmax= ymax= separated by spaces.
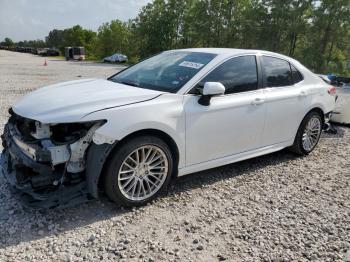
xmin=184 ymin=55 xmax=266 ymax=166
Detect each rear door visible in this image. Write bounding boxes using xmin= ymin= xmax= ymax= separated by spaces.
xmin=260 ymin=56 xmax=308 ymax=146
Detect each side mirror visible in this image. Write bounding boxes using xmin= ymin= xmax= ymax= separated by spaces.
xmin=198 ymin=82 xmax=225 ymax=106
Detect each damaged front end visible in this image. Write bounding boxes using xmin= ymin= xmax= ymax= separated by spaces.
xmin=0 ymin=109 xmax=107 ymax=208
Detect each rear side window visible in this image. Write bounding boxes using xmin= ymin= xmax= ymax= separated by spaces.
xmin=291 ymin=64 xmax=303 ymax=84
xmin=196 ymin=55 xmax=258 ymax=94
xmin=262 ymin=56 xmax=292 ymax=87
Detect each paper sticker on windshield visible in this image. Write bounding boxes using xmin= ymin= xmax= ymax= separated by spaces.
xmin=179 ymin=61 xmax=204 ymax=69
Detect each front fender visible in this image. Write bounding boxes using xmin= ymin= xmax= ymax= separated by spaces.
xmin=82 ymin=94 xmax=186 ymax=168
xmin=85 ymin=142 xmax=117 ymax=198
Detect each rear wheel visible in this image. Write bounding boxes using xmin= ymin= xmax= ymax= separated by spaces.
xmin=104 ymin=136 xmax=173 ymax=207
xmin=290 ymin=111 xmax=323 ymax=155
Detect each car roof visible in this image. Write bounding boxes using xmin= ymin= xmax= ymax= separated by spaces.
xmin=173 ymin=48 xmax=295 ymax=61
xmin=176 ymin=48 xmax=250 ymax=55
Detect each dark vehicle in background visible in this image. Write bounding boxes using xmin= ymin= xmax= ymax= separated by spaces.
xmin=37 ymin=48 xmax=60 ymax=56
xmin=65 ymin=47 xmax=85 ymax=61
xmin=15 ymin=46 xmax=35 ymax=53
xmin=47 ymin=48 xmax=60 ymax=56
xmin=332 ymin=76 xmax=350 ymax=87
xmin=103 ymin=53 xmax=128 ymax=63
xmin=0 ymin=46 xmax=59 ymax=56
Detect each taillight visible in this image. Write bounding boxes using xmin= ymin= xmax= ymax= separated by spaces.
xmin=328 ymin=86 xmax=336 ymax=95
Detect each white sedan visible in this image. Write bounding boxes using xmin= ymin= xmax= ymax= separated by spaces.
xmin=103 ymin=53 xmax=128 ymax=63
xmin=1 ymin=48 xmax=336 ymax=208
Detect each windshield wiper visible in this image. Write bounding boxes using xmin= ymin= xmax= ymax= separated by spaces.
xmin=122 ymin=81 xmax=140 ymax=87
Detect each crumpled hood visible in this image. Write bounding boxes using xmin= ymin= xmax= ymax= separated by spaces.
xmin=12 ymin=78 xmax=162 ymax=123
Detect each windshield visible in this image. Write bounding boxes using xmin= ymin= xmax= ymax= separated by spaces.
xmin=109 ymin=51 xmax=216 ymax=93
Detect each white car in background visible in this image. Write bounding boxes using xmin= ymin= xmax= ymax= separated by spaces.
xmin=331 ymin=80 xmax=350 ymax=124
xmin=1 ymin=48 xmax=336 ymax=208
xmin=103 ymin=53 xmax=128 ymax=63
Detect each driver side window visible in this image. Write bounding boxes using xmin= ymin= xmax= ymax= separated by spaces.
xmin=192 ymin=55 xmax=258 ymax=95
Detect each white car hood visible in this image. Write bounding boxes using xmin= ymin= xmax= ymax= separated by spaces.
xmin=12 ymin=78 xmax=163 ymax=123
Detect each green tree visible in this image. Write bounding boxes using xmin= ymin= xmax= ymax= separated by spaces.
xmin=93 ymin=20 xmax=131 ymax=59
xmin=46 ymin=25 xmax=96 ymax=57
xmin=17 ymin=39 xmax=46 ymax=48
xmin=2 ymin=37 xmax=14 ymax=47
xmin=45 ymin=29 xmax=64 ymax=48
xmin=306 ymin=0 xmax=350 ymax=73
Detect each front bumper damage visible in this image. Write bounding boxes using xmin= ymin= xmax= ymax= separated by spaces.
xmin=0 ymin=112 xmax=112 ymax=208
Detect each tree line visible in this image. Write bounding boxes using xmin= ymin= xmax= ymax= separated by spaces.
xmin=1 ymin=0 xmax=349 ymax=75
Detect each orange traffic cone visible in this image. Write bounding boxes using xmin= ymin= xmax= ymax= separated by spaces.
xmin=43 ymin=59 xmax=47 ymax=66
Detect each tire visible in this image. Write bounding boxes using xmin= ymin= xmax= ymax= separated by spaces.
xmin=290 ymin=111 xmax=323 ymax=155
xmin=103 ymin=135 xmax=173 ymax=207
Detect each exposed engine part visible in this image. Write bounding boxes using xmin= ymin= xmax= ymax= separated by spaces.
xmin=31 ymin=122 xmax=51 ymax=139
xmin=50 ymin=122 xmax=93 ymax=144
xmin=12 ymin=135 xmax=38 ymax=160
xmin=40 ymin=122 xmax=103 ymax=171
xmin=8 ymin=109 xmax=36 ymax=140
xmin=67 ymin=123 xmax=102 ymax=173
xmin=41 ymin=139 xmax=70 ymax=165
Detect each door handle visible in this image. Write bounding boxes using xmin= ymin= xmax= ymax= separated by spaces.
xmin=251 ymin=98 xmax=265 ymax=105
xmin=299 ymin=91 xmax=307 ymax=97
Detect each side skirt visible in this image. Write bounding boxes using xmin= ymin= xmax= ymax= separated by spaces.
xmin=178 ymin=141 xmax=293 ymax=177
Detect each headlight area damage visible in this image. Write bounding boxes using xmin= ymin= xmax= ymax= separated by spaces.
xmin=0 ymin=110 xmax=113 ymax=208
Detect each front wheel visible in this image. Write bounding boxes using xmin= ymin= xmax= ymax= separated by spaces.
xmin=103 ymin=136 xmax=173 ymax=207
xmin=290 ymin=111 xmax=323 ymax=155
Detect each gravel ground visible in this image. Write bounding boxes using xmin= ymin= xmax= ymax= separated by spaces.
xmin=0 ymin=50 xmax=349 ymax=262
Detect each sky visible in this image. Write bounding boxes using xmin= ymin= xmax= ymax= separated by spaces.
xmin=0 ymin=0 xmax=152 ymax=42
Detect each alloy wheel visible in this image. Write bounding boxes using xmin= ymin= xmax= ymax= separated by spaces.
xmin=117 ymin=145 xmax=169 ymax=201
xmin=302 ymin=116 xmax=322 ymax=152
